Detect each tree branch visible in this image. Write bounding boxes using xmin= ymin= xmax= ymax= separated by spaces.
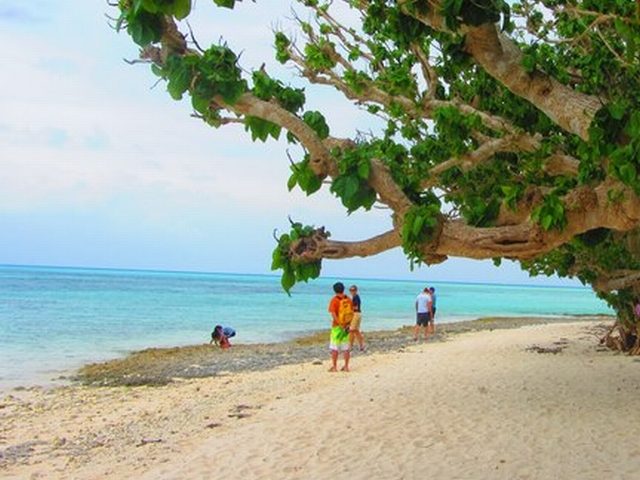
xmin=218 ymin=94 xmax=338 ymax=177
xmin=288 ymin=228 xmax=401 ymax=262
xmin=422 ymin=132 xmax=541 ymax=188
xmin=434 ymin=181 xmax=640 ymax=260
xmin=405 ymin=3 xmax=604 ymax=140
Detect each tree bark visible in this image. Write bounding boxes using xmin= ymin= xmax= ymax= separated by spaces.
xmin=406 ymin=5 xmax=604 ymax=140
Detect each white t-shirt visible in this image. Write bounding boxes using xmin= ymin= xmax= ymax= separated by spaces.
xmin=416 ymin=292 xmax=432 ymax=313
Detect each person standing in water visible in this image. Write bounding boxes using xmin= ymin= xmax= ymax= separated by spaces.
xmin=348 ymin=285 xmax=366 ymax=352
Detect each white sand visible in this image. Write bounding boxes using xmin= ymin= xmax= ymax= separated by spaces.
xmin=3 ymin=321 xmax=640 ymax=479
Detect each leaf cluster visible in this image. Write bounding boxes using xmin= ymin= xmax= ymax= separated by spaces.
xmin=530 ymin=194 xmax=566 ymax=231
xmin=271 ymin=222 xmax=323 ymax=294
xmin=401 ymin=195 xmax=442 ymax=268
xmin=330 ymin=146 xmax=377 ymax=213
xmin=252 ymin=71 xmax=306 ymax=114
xmin=287 ymin=155 xmax=322 ymax=195
xmin=589 ymin=106 xmax=640 ymax=194
xmin=441 ymin=0 xmax=510 ymax=31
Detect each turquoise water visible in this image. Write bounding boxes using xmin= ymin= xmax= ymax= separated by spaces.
xmin=0 ymin=265 xmax=612 ymax=390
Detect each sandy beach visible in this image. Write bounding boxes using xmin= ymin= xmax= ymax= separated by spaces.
xmin=2 ymin=318 xmax=640 ymax=479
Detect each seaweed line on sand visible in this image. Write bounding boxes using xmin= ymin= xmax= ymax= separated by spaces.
xmin=73 ymin=316 xmax=612 ymax=387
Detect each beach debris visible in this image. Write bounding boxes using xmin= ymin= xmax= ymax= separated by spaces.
xmin=227 ymin=404 xmax=257 ymax=419
xmin=136 ymin=438 xmax=163 ymax=447
xmin=312 ymin=360 xmax=323 ymax=365
xmin=52 ymin=437 xmax=67 ymax=448
xmin=227 ymin=413 xmax=251 ymax=419
xmin=526 ymin=344 xmax=565 ymax=354
xmin=205 ymin=422 xmax=222 ymax=429
xmin=0 ymin=440 xmax=48 ymax=463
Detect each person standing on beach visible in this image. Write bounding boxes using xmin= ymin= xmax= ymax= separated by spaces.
xmin=328 ymin=282 xmax=352 ymax=372
xmin=414 ymin=288 xmax=434 ymax=341
xmin=348 ymin=285 xmax=366 ymax=352
xmin=429 ymin=286 xmax=437 ymax=336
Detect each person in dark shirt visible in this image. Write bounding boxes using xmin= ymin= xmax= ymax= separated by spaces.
xmin=348 ymin=285 xmax=366 ymax=352
xmin=429 ymin=287 xmax=437 ymax=336
xmin=210 ymin=325 xmax=236 ymax=349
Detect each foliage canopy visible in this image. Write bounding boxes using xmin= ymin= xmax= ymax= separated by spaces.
xmin=114 ymin=0 xmax=640 ymax=349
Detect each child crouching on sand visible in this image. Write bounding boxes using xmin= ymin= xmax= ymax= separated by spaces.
xmin=210 ymin=325 xmax=236 ymax=349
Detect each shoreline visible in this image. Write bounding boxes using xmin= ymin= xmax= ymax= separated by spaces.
xmin=72 ymin=314 xmax=612 ymax=388
xmin=3 ymin=317 xmax=638 ymax=480
xmin=0 ymin=315 xmax=613 ymax=394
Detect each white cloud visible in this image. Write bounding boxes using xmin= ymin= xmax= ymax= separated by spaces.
xmin=0 ymin=1 xmax=371 ymax=215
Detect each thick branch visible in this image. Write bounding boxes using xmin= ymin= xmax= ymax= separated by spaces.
xmin=323 ymin=138 xmax=414 ymax=214
xmin=218 ymin=94 xmax=338 ymax=177
xmin=287 ymin=37 xmax=517 ymax=134
xmin=368 ymin=158 xmax=413 ymax=216
xmin=149 ymin=17 xmax=337 ymax=178
xmin=434 ymin=182 xmax=640 ymax=260
xmin=592 ymin=271 xmax=640 ymax=292
xmin=289 ymin=228 xmax=401 ymax=262
xmin=422 ymin=132 xmax=541 ymax=188
xmin=406 ymin=5 xmax=604 ymax=140
xmin=543 ymin=154 xmax=580 ymax=176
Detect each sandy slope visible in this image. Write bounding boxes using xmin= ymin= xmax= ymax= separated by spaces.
xmin=3 ymin=321 xmax=640 ymax=479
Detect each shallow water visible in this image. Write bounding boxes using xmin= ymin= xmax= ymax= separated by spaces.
xmin=0 ymin=265 xmax=612 ymax=390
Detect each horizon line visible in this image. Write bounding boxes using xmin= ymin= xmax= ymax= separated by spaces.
xmin=0 ymin=262 xmax=589 ymax=290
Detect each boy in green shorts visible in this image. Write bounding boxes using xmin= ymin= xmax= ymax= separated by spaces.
xmin=327 ymin=282 xmax=352 ymax=372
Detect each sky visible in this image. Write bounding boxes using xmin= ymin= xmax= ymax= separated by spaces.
xmin=0 ymin=0 xmax=579 ymax=286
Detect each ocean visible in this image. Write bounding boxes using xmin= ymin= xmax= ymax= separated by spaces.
xmin=0 ymin=264 xmax=612 ymax=390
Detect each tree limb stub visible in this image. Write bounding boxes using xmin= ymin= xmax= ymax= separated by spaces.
xmin=289 ymin=228 xmax=401 ymax=263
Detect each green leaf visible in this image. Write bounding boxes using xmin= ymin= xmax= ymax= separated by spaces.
xmin=522 ymin=54 xmax=536 ymax=73
xmin=172 ymin=0 xmax=191 ymax=19
xmin=618 ymin=164 xmax=637 ymax=185
xmin=287 ymin=172 xmax=298 ymax=191
xmin=343 ymin=175 xmax=360 ymax=200
xmin=302 ymin=111 xmax=330 ymax=139
xmin=608 ymin=101 xmax=627 ymax=121
xmin=357 ymin=160 xmax=370 ymax=179
xmin=213 ymin=0 xmax=235 ymax=8
xmin=150 ymin=64 xmax=164 ymax=78
xmin=281 ymin=268 xmax=295 ymax=293
xmin=412 ymin=215 xmax=425 ymax=236
xmin=271 ymin=248 xmax=282 ymax=270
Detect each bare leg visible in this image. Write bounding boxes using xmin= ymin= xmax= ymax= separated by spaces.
xmin=348 ymin=330 xmax=355 ymax=351
xmin=341 ymin=350 xmax=350 ymax=372
xmin=414 ymin=324 xmax=420 ymax=341
xmin=356 ymin=330 xmax=365 ymax=350
xmin=329 ymin=350 xmax=338 ymax=372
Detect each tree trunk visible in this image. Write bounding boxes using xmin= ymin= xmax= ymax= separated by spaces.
xmin=601 ymin=300 xmax=639 ymax=354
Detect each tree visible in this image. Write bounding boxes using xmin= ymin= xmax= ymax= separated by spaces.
xmin=113 ymin=0 xmax=640 ymax=352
